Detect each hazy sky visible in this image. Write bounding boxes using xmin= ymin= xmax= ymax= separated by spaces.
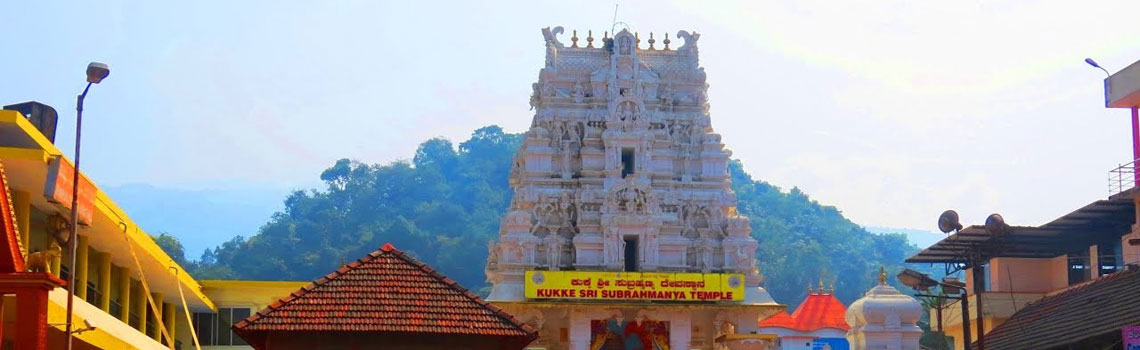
xmin=4 ymin=0 xmax=1140 ymax=234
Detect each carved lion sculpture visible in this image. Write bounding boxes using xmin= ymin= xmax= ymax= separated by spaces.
xmin=26 ymin=242 xmax=62 ymax=273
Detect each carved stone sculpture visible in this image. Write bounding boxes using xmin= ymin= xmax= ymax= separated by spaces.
xmin=486 ymin=28 xmax=762 ymax=304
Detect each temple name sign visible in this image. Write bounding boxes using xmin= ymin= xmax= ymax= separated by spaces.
xmin=525 ymin=270 xmax=745 ymax=301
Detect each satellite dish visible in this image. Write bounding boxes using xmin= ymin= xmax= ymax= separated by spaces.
xmin=937 ymin=210 xmax=963 ymax=234
xmin=985 ymin=213 xmax=1007 ymax=236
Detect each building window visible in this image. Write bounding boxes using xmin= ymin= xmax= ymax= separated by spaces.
xmin=1068 ymin=249 xmax=1092 ymax=285
xmin=624 ymin=237 xmax=638 ymax=272
xmin=621 ymin=148 xmax=635 ymax=178
xmin=1098 ymin=240 xmax=1123 ymax=276
xmin=193 ymin=307 xmax=251 ymax=346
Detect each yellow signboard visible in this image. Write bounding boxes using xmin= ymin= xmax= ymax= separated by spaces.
xmin=525 ymin=270 xmax=745 ymax=302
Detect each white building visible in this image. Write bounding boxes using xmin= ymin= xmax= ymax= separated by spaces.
xmin=844 ymin=269 xmax=923 ymax=350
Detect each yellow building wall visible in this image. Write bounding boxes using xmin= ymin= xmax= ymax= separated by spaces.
xmin=200 ymin=280 xmax=308 ymax=311
xmin=198 ymin=280 xmax=308 ymax=350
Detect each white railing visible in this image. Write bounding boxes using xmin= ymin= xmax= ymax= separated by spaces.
xmin=1109 ymin=159 xmax=1139 ymax=196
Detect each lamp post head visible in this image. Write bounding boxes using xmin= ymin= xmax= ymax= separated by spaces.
xmin=1085 ymin=58 xmax=1103 ymax=69
xmin=86 ymin=62 xmax=109 ymax=84
xmin=897 ymin=268 xmax=938 ymax=291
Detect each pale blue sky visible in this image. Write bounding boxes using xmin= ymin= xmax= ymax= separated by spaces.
xmin=4 ymin=1 xmax=1140 ymax=255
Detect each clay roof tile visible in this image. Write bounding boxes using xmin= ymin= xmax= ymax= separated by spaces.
xmin=233 ymin=243 xmax=536 ymax=343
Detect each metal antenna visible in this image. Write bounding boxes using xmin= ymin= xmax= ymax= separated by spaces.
xmin=611 ymin=2 xmax=619 ymax=34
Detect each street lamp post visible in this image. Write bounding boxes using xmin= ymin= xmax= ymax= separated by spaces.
xmin=65 ymin=62 xmax=109 ymax=350
xmin=898 ymin=269 xmax=971 ymax=350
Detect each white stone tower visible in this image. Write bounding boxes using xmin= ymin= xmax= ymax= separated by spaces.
xmin=845 ymin=268 xmax=924 ymax=350
xmin=485 ymin=27 xmax=765 ymax=304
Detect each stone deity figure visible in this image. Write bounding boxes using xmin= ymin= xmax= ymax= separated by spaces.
xmin=700 ymin=240 xmax=715 ymax=273
xmin=561 ymin=141 xmax=574 ymax=178
xmin=572 ymin=82 xmax=586 ymax=103
xmin=559 ymin=191 xmax=576 ymax=228
xmin=733 ymin=245 xmax=751 ymax=271
xmin=545 ymin=234 xmax=564 ymax=269
xmin=542 ymin=82 xmax=557 ymax=98
xmin=486 ymin=242 xmax=500 ymax=270
xmin=567 ymin=122 xmax=581 ymax=144
xmin=618 ymin=36 xmax=632 ymax=56
xmin=660 ymin=84 xmax=674 ymax=112
xmin=604 ymin=227 xmax=623 ymax=266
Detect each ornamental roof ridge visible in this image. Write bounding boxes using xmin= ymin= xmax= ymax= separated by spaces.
xmin=543 ymin=26 xmax=699 ymax=53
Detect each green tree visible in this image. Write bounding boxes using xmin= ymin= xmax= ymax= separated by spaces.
xmin=181 ymin=125 xmax=919 ymax=308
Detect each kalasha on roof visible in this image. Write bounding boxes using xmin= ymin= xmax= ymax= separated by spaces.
xmin=758 ymin=292 xmax=849 ymax=332
xmin=233 ymin=243 xmax=537 ymax=347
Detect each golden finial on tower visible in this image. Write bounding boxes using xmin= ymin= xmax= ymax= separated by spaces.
xmin=571 ymin=30 xmax=579 ymax=48
xmin=829 ymin=276 xmax=837 ymax=294
xmin=647 ymin=32 xmax=656 ymax=50
xmin=879 ymin=266 xmax=887 ymax=285
xmin=635 ymin=32 xmax=641 ymax=48
xmin=818 ymin=276 xmax=825 ymax=293
xmin=587 ymin=30 xmax=595 ymax=48
xmin=663 ymin=33 xmax=671 ymax=50
xmin=807 ymin=282 xmax=814 ymax=293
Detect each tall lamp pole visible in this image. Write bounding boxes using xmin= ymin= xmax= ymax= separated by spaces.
xmin=65 ymin=62 xmax=109 ymax=350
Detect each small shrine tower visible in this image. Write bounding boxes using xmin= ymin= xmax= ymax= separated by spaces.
xmin=844 ymin=268 xmax=923 ymax=350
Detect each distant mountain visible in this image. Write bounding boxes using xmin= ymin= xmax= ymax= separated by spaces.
xmin=865 ymin=226 xmax=945 ymax=250
xmin=103 ymin=183 xmax=293 ymax=257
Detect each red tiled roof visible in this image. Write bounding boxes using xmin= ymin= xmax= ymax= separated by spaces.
xmin=233 ymin=243 xmax=536 ymax=342
xmin=757 ymin=311 xmax=796 ymax=329
xmin=983 ymin=267 xmax=1140 ymax=350
xmin=758 ymin=293 xmax=849 ymax=332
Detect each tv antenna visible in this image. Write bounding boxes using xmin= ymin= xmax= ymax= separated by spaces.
xmin=611 ymin=2 xmax=630 ymax=34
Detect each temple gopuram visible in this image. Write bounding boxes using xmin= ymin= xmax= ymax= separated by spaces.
xmin=485 ymin=26 xmax=784 ymax=350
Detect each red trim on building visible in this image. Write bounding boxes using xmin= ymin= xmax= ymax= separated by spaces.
xmin=0 ymin=161 xmax=25 ymax=273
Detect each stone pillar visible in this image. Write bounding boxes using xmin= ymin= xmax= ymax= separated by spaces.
xmin=163 ymin=302 xmax=176 ymax=346
xmin=669 ymin=312 xmax=692 ymax=350
xmin=117 ymin=266 xmax=131 ymax=322
xmin=567 ymin=311 xmax=592 ymax=350
xmin=12 ymin=190 xmax=30 ymax=258
xmin=96 ymin=252 xmax=111 ymax=311
xmin=150 ymin=292 xmax=164 ymax=341
xmin=75 ymin=234 xmax=89 ymax=300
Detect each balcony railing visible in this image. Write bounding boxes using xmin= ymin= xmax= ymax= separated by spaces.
xmin=1109 ymin=159 xmax=1139 ymax=196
